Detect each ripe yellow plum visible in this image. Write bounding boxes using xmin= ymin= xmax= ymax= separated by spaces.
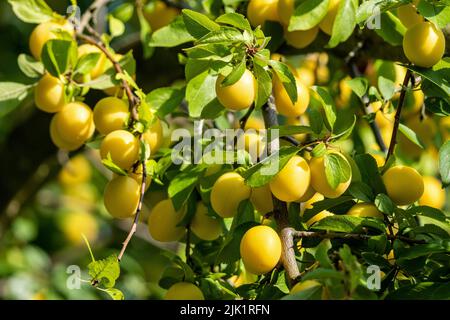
xmin=309 ymin=152 xmax=352 ymax=198
xmin=164 ymin=282 xmax=204 ymax=300
xmin=419 ymin=176 xmax=446 ymax=209
xmin=49 ymin=116 xmax=84 ymax=151
xmin=190 ymin=202 xmax=222 ymax=241
xmin=35 ymin=74 xmax=66 ymax=113
xmin=383 ymin=166 xmax=424 ymax=205
xmin=29 ymin=20 xmax=74 ymax=60
xmin=100 ymin=130 xmax=140 ymax=170
xmin=148 ymin=199 xmax=186 ymax=242
xmin=284 ymin=27 xmax=319 ymax=49
xmin=347 ymin=203 xmax=383 ymax=218
xmin=210 ymin=172 xmax=251 ymax=218
xmin=247 ymin=0 xmax=280 ymax=27
xmin=290 ymin=280 xmax=321 ymax=295
xmin=295 ymin=67 xmax=315 ymax=87
xmin=104 ymin=175 xmax=140 ymax=219
xmin=144 ymin=0 xmax=179 ymax=31
xmin=269 ymin=155 xmax=311 ymax=202
xmin=250 ymin=184 xmax=274 ymax=215
xmin=53 ymin=102 xmax=95 ymax=145
xmin=403 ymin=21 xmax=445 ymax=68
xmin=93 ymin=97 xmax=129 ymax=135
xmin=240 ymin=225 xmax=282 ymax=275
xmin=273 ymin=76 xmax=310 ymax=117
xmin=238 ymin=131 xmax=265 ymax=162
xmin=142 ymin=118 xmax=164 ymax=156
xmin=77 ymin=44 xmax=108 ymax=79
xmin=398 ymin=116 xmax=437 ymax=159
xmin=216 ymin=69 xmax=256 ymax=111
xmin=397 ymin=1 xmax=423 ymax=28
xmin=58 ymin=154 xmax=92 ymax=186
xmin=61 ymin=211 xmax=98 ymax=245
xmin=319 ymin=0 xmax=340 ymax=35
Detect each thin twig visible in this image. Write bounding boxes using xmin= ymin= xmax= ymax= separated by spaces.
xmin=185 ymin=225 xmax=192 ymax=265
xmin=118 ymin=137 xmax=147 ymax=261
xmin=385 ymin=69 xmax=412 ymax=164
xmin=239 ymin=105 xmax=255 ymax=129
xmin=78 ymin=0 xmax=111 ymax=34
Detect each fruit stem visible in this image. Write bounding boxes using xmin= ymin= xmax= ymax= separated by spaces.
xmin=385 ymin=68 xmax=413 ymax=164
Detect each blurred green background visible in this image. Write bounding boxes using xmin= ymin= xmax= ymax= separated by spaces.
xmin=0 ymin=0 xmax=184 ymax=300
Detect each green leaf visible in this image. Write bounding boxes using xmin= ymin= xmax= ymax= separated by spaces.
xmin=378 ymin=76 xmax=396 ymax=100
xmin=137 ymin=5 xmax=154 ymax=58
xmin=303 ymin=196 xmax=354 ymax=222
xmin=8 ymin=0 xmax=57 ymax=23
xmin=150 ymin=16 xmax=195 ymax=47
xmin=88 ymin=254 xmax=120 ymax=288
xmin=101 ymin=155 xmax=128 ymax=176
xmin=311 ymin=215 xmax=386 ymax=233
xmin=0 ymin=82 xmax=33 ymax=118
xmin=253 ymin=63 xmax=272 ymax=109
xmin=312 ymin=86 xmax=337 ymax=131
xmin=397 ymin=241 xmax=450 ymax=261
xmin=374 ymin=12 xmax=406 ymax=46
xmin=314 ymin=239 xmax=333 ymax=269
xmin=355 ymin=153 xmax=386 ymax=195
xmin=331 ymin=115 xmax=356 ymax=141
xmin=242 ymin=146 xmax=299 ymax=187
xmin=417 ymin=1 xmax=450 ymax=28
xmin=41 ymin=39 xmax=77 ymax=77
xmin=327 ymin=0 xmax=357 ymax=48
xmin=347 ymin=181 xmax=374 ymax=203
xmin=346 ymin=77 xmax=368 ymax=98
xmin=220 ymin=57 xmax=246 ymax=87
xmin=215 ymin=13 xmax=252 ymax=32
xmin=405 ymin=61 xmax=450 ymax=100
xmin=108 ymin=15 xmax=125 ymax=38
xmin=103 ymin=288 xmax=125 ymax=300
xmin=374 ymin=193 xmax=394 ymax=215
xmin=168 ymin=165 xmax=206 ymax=210
xmin=289 ymin=0 xmax=330 ymax=31
xmin=439 ymin=140 xmax=450 ymax=187
xmin=302 ymin=268 xmax=345 ymax=281
xmin=186 ymin=70 xmax=222 ymax=118
xmin=112 ymin=3 xmax=134 ymax=23
xmin=311 ymin=142 xmax=327 ymax=157
xmin=425 ymin=97 xmax=450 ymax=116
xmin=18 ymin=54 xmax=44 ymax=78
xmin=74 ymin=53 xmax=101 ymax=75
xmin=324 ymin=152 xmax=351 ymax=190
xmin=197 ymin=27 xmax=245 ymax=44
xmin=147 ymin=87 xmax=185 ymax=118
xmin=269 ymin=60 xmax=298 ymax=104
xmin=386 ymin=282 xmax=450 ymax=300
xmin=282 ymin=285 xmax=322 ymax=300
xmin=182 ymin=9 xmax=220 ymax=39
xmin=399 ymin=123 xmax=424 ymax=149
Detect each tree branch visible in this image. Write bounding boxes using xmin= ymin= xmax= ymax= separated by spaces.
xmin=385 ymin=68 xmax=412 ymax=164
xmin=78 ymin=0 xmax=111 ymax=34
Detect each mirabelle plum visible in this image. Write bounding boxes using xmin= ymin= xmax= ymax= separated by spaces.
xmin=104 ymin=175 xmax=140 ymax=219
xmin=247 ymin=0 xmax=280 ymax=27
xmin=382 ymin=166 xmax=424 ymax=205
xmin=273 ymin=76 xmax=310 ymax=117
xmin=403 ymin=89 xmax=425 ymax=117
xmin=398 ymin=116 xmax=437 ymax=159
xmin=35 ymin=74 xmax=66 ymax=113
xmin=309 ymin=152 xmax=352 ymax=198
xmin=269 ymin=155 xmax=311 ymax=202
xmin=277 ymin=0 xmax=294 ymax=26
xmin=190 ymin=202 xmax=222 ymax=241
xmin=229 ymin=269 xmax=258 ymax=287
xmin=403 ymin=21 xmax=445 ymax=68
xmin=306 ymin=211 xmax=334 ymax=227
xmin=53 ymin=102 xmax=95 ymax=144
xmin=290 ymin=280 xmax=321 ymax=295
xmin=143 ymin=118 xmax=164 ymax=155
xmin=397 ymin=0 xmax=423 ymax=29
xmin=61 ymin=211 xmax=98 ymax=245
xmin=77 ymin=44 xmax=108 ymax=79
xmin=295 ymin=67 xmax=315 ymax=87
xmin=284 ymin=27 xmax=319 ymax=49
xmin=58 ymin=154 xmax=92 ymax=186
xmin=237 ymin=131 xmax=265 ymax=162
xmin=440 ymin=116 xmax=450 ymax=141
xmin=419 ymin=176 xmax=446 ymax=209
xmin=144 ymin=0 xmax=179 ymax=31
xmin=93 ymin=97 xmax=129 ymax=135
xmin=148 ymin=199 xmax=186 ymax=242
xmin=216 ymin=69 xmax=256 ymax=111
xmin=286 ymin=115 xmax=309 ymax=142
xmin=319 ymin=0 xmax=340 ymax=35
xmin=240 ymin=225 xmax=282 ymax=275
xmin=164 ymin=282 xmax=204 ymax=300
xmin=347 ymin=203 xmax=383 ymax=218
xmin=100 ymin=130 xmax=140 ymax=170
xmin=250 ymin=184 xmax=274 ymax=215
xmin=29 ymin=20 xmax=74 ymax=60
xmin=210 ymin=172 xmax=251 ymax=218
xmin=49 ymin=116 xmax=84 ymax=151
